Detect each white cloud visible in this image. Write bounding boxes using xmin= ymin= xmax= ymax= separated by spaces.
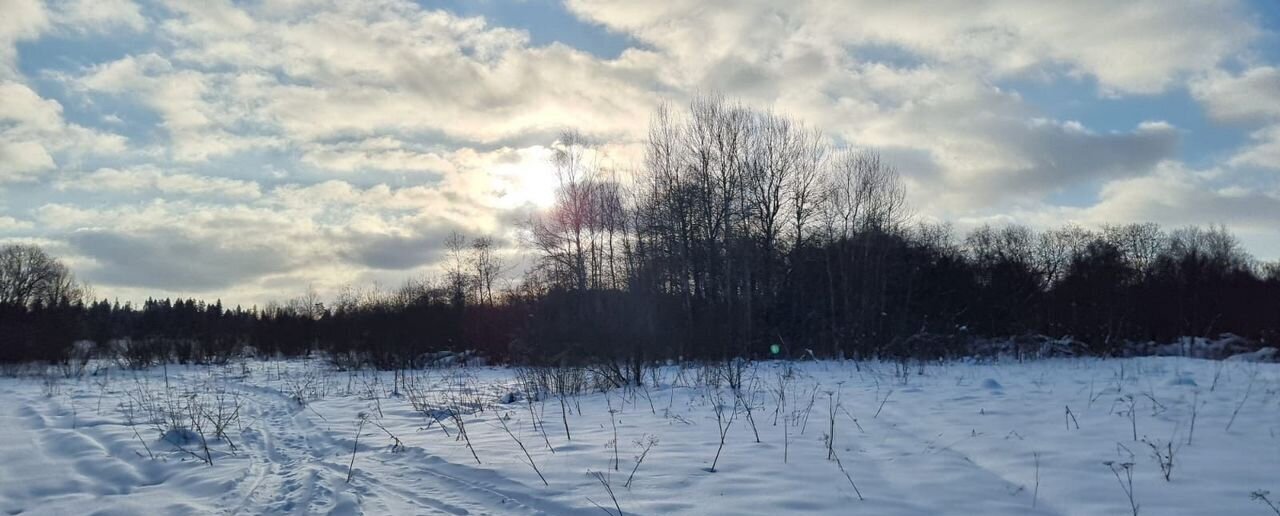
xmin=62 ymin=0 xmax=1204 ymax=214
xmin=298 ymin=138 xmax=456 ymax=174
xmin=1084 ymin=162 xmax=1280 ymax=228
xmin=78 ymin=54 xmax=275 ymax=161
xmin=1231 ymin=126 xmax=1280 ymax=170
xmin=1192 ymin=66 xmax=1280 ymax=170
xmin=1 ymin=0 xmax=145 ymax=78
xmin=0 ymin=0 xmax=48 ymax=78
xmin=0 ymin=140 xmax=56 ymax=182
xmin=729 ymin=62 xmax=1181 ymax=211
xmin=57 ymin=166 xmax=262 ymax=200
xmin=48 ymin=0 xmax=146 ymax=33
xmin=33 ymin=150 xmax=552 ymax=301
xmin=90 ymin=1 xmax=660 ymax=148
xmin=1192 ymin=66 xmax=1280 ymax=123
xmin=0 ymin=215 xmax=33 ymax=231
xmin=0 ymin=80 xmax=128 ymax=182
xmin=0 ymin=80 xmax=66 ymax=133
xmin=565 ymin=0 xmax=1257 ymax=94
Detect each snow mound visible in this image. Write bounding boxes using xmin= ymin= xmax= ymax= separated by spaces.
xmin=969 ymin=334 xmax=1087 ymax=359
xmin=1152 ymin=333 xmax=1257 ymax=359
xmin=1225 ymin=347 xmax=1278 ymax=362
xmin=979 ymin=378 xmax=1002 ymax=390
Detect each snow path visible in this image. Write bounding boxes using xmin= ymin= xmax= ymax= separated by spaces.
xmin=0 ymin=366 xmax=591 ymax=516
xmin=221 ymin=383 xmax=339 ymax=515
xmin=219 ymin=379 xmax=591 ymax=516
xmin=860 ymin=401 xmax=1066 ymax=516
xmin=224 ymin=381 xmax=588 ymax=514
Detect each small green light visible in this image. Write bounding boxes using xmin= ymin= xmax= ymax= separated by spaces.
xmin=770 ymin=344 xmax=780 ymax=355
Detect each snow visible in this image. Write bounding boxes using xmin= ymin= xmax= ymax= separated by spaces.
xmin=0 ymin=357 xmax=1277 ymax=515
xmin=1227 ymin=347 xmax=1278 ymax=363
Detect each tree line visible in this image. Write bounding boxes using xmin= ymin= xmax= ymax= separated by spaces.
xmin=0 ymin=240 xmax=523 ymax=368
xmin=521 ymin=95 xmax=1278 ymax=375
xmin=2 ymin=95 xmax=1278 ymax=368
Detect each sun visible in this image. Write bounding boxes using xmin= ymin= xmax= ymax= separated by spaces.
xmin=490 ymin=146 xmax=560 ymax=210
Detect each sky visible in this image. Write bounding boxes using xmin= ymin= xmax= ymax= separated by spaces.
xmin=1 ymin=0 xmax=1278 ymax=307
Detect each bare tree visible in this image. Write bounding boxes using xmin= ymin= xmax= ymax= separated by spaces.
xmin=819 ymin=151 xmax=908 ymax=356
xmin=0 ymin=244 xmax=84 ymax=307
xmin=1103 ymin=223 xmax=1166 ymax=275
xmin=286 ymin=285 xmax=327 ymax=319
xmin=469 ymin=237 xmax=506 ymax=306
xmin=744 ymin=110 xmax=798 ymax=268
xmin=444 ymin=232 xmax=472 ymax=306
xmin=789 ymin=128 xmax=828 ymax=250
xmin=530 ymin=130 xmax=601 ymax=291
xmin=1035 ymin=225 xmax=1094 ymax=288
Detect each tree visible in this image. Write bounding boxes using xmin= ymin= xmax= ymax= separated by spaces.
xmin=470 ymin=236 xmax=506 ymax=306
xmin=445 ymin=232 xmax=473 ymax=307
xmin=0 ymin=244 xmax=84 ymax=307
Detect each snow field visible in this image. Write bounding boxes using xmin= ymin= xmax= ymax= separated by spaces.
xmin=0 ymin=357 xmax=1277 ymax=515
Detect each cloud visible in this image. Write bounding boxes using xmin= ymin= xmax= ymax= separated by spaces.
xmin=1 ymin=0 xmax=146 ymax=78
xmin=756 ymin=63 xmax=1181 ymax=209
xmin=291 ymin=141 xmax=565 ymax=212
xmin=2 ymin=0 xmax=1277 ymax=300
xmin=0 ymin=80 xmax=64 ymax=132
xmin=1231 ymin=126 xmax=1280 ymax=170
xmin=0 ymin=215 xmax=33 ymax=231
xmin=33 ymin=167 xmax=536 ymax=300
xmin=1083 ymin=162 xmax=1280 ymax=229
xmin=565 ymin=0 xmax=1257 ymax=94
xmin=0 ymin=80 xmax=128 ymax=183
xmin=990 ymin=119 xmax=1178 ymax=192
xmin=339 ymin=227 xmax=458 ymax=271
xmin=41 ymin=199 xmax=325 ymax=293
xmin=77 ymin=54 xmax=276 ymax=161
xmin=1191 ymin=66 xmax=1280 ymax=170
xmin=0 ymin=140 xmax=56 ymax=182
xmin=68 ymin=0 xmax=661 ymax=160
xmin=48 ymin=0 xmax=147 ymax=33
xmin=0 ymin=0 xmax=49 ymax=78
xmin=1192 ymin=66 xmax=1280 ymax=123
xmin=550 ymin=0 xmax=1243 ymax=215
xmin=56 ymin=166 xmax=262 ymax=200
xmin=66 ymin=227 xmax=292 ymax=290
xmin=297 ymin=138 xmax=455 ymax=174
xmin=61 ymin=0 xmax=1216 ymax=209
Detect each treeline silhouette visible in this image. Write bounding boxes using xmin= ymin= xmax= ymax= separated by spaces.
xmin=2 ymin=96 xmax=1278 ymax=368
xmin=0 ymin=280 xmax=526 ymax=368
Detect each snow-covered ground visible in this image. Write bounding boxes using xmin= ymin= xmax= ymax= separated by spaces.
xmin=1 ymin=357 xmax=1277 ymax=515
